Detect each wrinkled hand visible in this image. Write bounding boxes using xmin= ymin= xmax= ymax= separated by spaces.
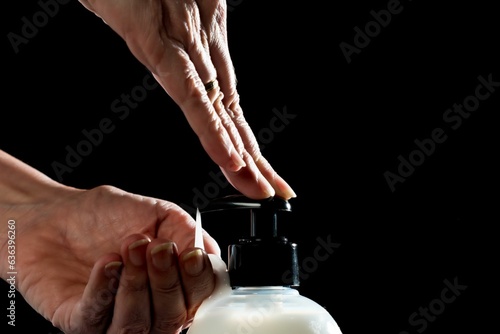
xmin=9 ymin=185 xmax=220 ymax=333
xmin=78 ymin=0 xmax=296 ymax=200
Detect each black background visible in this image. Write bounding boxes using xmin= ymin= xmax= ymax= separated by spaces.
xmin=2 ymin=0 xmax=498 ymax=333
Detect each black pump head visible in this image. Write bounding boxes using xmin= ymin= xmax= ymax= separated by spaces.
xmin=200 ymin=194 xmax=300 ymax=287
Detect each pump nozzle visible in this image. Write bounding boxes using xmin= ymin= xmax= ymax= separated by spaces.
xmin=200 ymin=195 xmax=291 ymax=238
xmin=200 ymin=194 xmax=299 ymax=288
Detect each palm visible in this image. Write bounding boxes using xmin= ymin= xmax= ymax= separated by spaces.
xmin=15 ymin=185 xmax=206 ymax=329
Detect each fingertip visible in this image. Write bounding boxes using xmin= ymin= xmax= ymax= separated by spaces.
xmin=246 ymin=176 xmax=276 ymax=199
xmin=104 ymin=260 xmax=124 ymax=279
xmin=220 ymin=166 xmax=275 ymax=200
xmin=252 ymin=156 xmax=297 ymax=199
xmin=149 ymin=241 xmax=176 ymax=271
xmin=178 ymin=247 xmax=215 ymax=320
xmin=181 ymin=248 xmax=207 ymax=277
xmin=92 ymin=253 xmax=123 ymax=278
xmin=95 ymin=254 xmax=123 ymax=294
xmin=72 ymin=253 xmax=122 ymax=332
xmin=273 ymin=174 xmax=297 ymax=199
xmin=203 ymin=233 xmax=222 ymax=257
xmin=260 ymin=179 xmax=276 ymax=199
xmin=120 ymin=234 xmax=152 ymax=265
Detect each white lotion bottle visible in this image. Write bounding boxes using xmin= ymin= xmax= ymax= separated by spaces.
xmin=187 ymin=195 xmax=343 ymax=334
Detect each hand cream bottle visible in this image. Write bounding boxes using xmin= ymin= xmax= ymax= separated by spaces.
xmin=187 ymin=195 xmax=343 ymax=334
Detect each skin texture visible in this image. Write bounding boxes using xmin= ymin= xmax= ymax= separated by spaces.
xmin=78 ymin=0 xmax=297 ymax=201
xmin=0 ymin=150 xmax=220 ymax=333
xmin=1 ymin=0 xmax=297 ymax=332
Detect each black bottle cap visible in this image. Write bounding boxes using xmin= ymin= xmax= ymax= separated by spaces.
xmin=200 ymin=194 xmax=300 ymax=287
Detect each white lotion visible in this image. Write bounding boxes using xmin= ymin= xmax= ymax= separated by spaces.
xmin=187 ymin=285 xmax=342 ymax=334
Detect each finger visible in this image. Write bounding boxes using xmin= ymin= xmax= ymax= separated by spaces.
xmin=70 ymin=253 xmax=122 ymax=333
xmin=146 ymin=239 xmax=188 ymax=333
xmin=152 ymin=1 xmax=250 ymax=175
xmin=211 ymin=94 xmax=277 ymax=199
xmin=151 ymin=46 xmax=248 ymax=177
xmin=219 ymin=107 xmax=297 ymax=200
xmin=190 ymin=0 xmax=275 ymax=198
xmin=154 ymin=201 xmax=221 ymax=257
xmin=253 ymin=154 xmax=298 ymax=200
xmin=158 ymin=0 xmax=260 ymax=179
xmin=195 ymin=0 xmax=237 ymax=107
xmin=178 ymin=247 xmax=215 ymax=323
xmin=107 ymin=234 xmax=152 ymax=333
xmin=161 ymin=0 xmax=278 ymax=200
xmin=81 ymin=0 xmax=292 ymax=198
xmin=81 ymin=0 xmax=249 ymax=184
xmin=196 ymin=0 xmax=297 ymax=199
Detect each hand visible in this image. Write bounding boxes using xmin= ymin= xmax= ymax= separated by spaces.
xmin=1 ymin=163 xmax=220 ymax=333
xmin=78 ymin=0 xmax=296 ymax=200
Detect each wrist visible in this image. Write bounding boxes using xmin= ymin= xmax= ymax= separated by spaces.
xmin=0 ymin=150 xmax=71 ymax=204
xmin=0 ymin=150 xmax=79 ymax=276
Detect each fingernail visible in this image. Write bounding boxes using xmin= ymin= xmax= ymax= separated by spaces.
xmin=227 ymin=151 xmax=246 ymax=172
xmin=128 ymin=238 xmax=149 ymax=266
xmin=275 ymin=176 xmax=297 ymax=199
xmin=151 ymin=242 xmax=175 ymax=271
xmin=260 ymin=180 xmax=276 ymax=198
xmin=182 ymin=249 xmax=205 ymax=276
xmin=104 ymin=261 xmax=123 ymax=277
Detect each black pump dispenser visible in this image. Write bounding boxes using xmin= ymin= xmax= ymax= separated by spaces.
xmin=201 ymin=194 xmax=300 ymax=288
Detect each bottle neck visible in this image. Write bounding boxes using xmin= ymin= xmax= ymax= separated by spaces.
xmin=232 ymin=286 xmax=299 ymax=296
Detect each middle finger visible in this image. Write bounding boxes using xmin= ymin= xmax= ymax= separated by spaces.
xmin=147 ymin=238 xmax=188 ymax=333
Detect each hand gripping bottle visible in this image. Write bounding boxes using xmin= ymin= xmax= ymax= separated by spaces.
xmin=187 ymin=195 xmax=343 ymax=334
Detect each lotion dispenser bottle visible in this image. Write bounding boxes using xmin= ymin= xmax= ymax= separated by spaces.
xmin=187 ymin=195 xmax=343 ymax=334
